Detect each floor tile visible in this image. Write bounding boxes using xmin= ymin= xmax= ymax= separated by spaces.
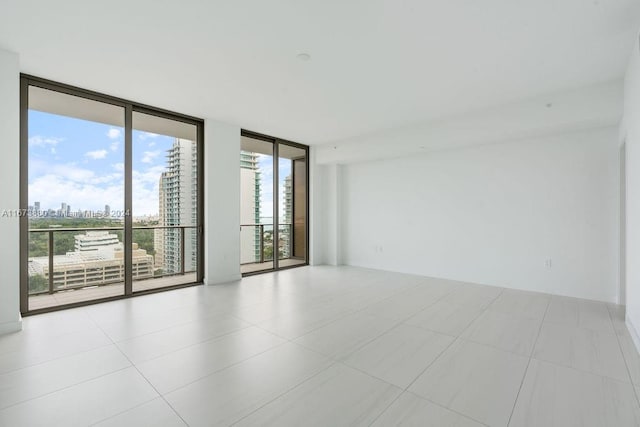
xmin=409 ymin=340 xmax=528 ymax=427
xmin=164 ymin=342 xmax=331 ymax=426
xmin=294 ymin=312 xmax=397 ymax=359
xmin=93 ymin=398 xmax=186 ymax=427
xmin=0 ymin=367 xmax=158 ymax=427
xmin=510 ymin=359 xmax=640 ymax=427
xmin=358 ymin=286 xmax=446 ymax=322
xmin=19 ymin=308 xmax=98 ymax=338
xmin=0 ymin=328 xmax=112 ymax=374
xmin=2 ymin=266 xmax=636 ymax=426
xmin=231 ymin=295 xmax=308 ymax=324
xmin=371 ymin=392 xmax=484 ymax=427
xmin=544 ymin=296 xmax=614 ymax=333
xmin=607 ymin=303 xmax=627 ymax=335
xmin=533 ymin=323 xmax=629 ymax=382
xmin=136 ymin=326 xmax=285 ymax=393
xmin=461 ymin=310 xmax=541 ymax=356
xmin=96 ymin=303 xmax=219 ymax=342
xmin=116 ymin=313 xmax=249 ymax=364
xmin=615 ymin=329 xmax=640 ymax=385
xmin=404 ymin=301 xmax=484 ymax=337
xmin=343 ymin=324 xmax=454 ymax=388
xmin=441 ymin=283 xmax=503 ymax=310
xmin=235 ymin=364 xmax=401 ymax=426
xmin=0 ymin=345 xmax=130 ymax=409
xmin=488 ymin=289 xmax=550 ymax=320
xmin=415 ymin=278 xmax=462 ymax=298
xmin=257 ymin=303 xmax=354 ymax=340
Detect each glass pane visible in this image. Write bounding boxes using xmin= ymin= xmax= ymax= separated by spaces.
xmin=132 ymin=112 xmax=198 ymax=291
xmin=27 ymin=86 xmax=125 ymax=310
xmin=240 ymin=136 xmax=274 ymax=274
xmin=278 ymin=144 xmax=307 ymax=268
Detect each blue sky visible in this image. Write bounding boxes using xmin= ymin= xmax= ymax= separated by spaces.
xmin=28 ymin=110 xmax=173 ymax=217
xmin=257 ymin=155 xmax=291 ymax=221
xmin=29 ymin=110 xmax=292 ymax=219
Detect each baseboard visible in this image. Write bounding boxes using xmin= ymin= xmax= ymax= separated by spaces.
xmin=204 ymin=274 xmax=242 ymax=286
xmin=626 ymin=317 xmax=640 ymax=355
xmin=0 ymin=315 xmax=22 ymax=336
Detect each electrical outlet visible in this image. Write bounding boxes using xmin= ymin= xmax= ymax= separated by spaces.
xmin=544 ymin=258 xmax=552 ymax=269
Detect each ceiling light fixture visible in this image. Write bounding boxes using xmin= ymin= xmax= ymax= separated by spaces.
xmin=296 ymin=53 xmax=311 ymax=62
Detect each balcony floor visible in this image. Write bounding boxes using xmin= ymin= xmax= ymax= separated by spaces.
xmin=240 ymin=257 xmax=306 ymax=274
xmin=28 ymin=273 xmax=198 ymax=311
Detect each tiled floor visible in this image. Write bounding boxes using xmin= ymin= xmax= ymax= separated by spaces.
xmin=1 ymin=266 xmax=639 ymax=426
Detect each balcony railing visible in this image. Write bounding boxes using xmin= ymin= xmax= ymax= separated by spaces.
xmin=28 ymin=225 xmax=197 ymax=296
xmin=240 ymin=223 xmax=292 ymax=265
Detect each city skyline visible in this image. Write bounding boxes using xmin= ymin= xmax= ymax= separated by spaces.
xmin=28 ymin=109 xmax=292 ymax=219
xmin=28 ymin=109 xmax=174 ymax=216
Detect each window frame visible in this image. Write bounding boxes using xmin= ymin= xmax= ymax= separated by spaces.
xmin=240 ymin=129 xmax=310 ymax=276
xmin=19 ymin=74 xmax=205 ymax=315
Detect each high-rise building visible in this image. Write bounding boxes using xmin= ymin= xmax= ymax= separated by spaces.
xmin=104 ymin=205 xmax=111 ymax=218
xmin=282 ymin=174 xmax=292 ymax=258
xmin=240 ymin=151 xmax=261 ymax=263
xmin=154 ymin=173 xmax=167 ymax=269
xmin=157 ymin=139 xmax=198 ymax=274
xmin=284 ymin=175 xmax=292 ymax=225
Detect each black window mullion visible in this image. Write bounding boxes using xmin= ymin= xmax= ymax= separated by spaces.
xmin=273 ymin=141 xmax=279 ymax=271
xmin=124 ymin=104 xmax=133 ymax=295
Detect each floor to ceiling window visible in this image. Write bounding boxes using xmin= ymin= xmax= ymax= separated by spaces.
xmin=20 ymin=75 xmax=204 ymax=314
xmin=240 ymin=131 xmax=309 ymax=275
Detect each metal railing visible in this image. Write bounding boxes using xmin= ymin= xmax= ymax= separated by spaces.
xmin=28 ymin=225 xmax=197 ymax=295
xmin=240 ymin=223 xmax=292 ymax=265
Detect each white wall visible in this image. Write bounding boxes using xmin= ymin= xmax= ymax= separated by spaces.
xmin=0 ymin=48 xmax=21 ymax=334
xmin=309 ymin=148 xmax=325 ymax=265
xmin=340 ymin=127 xmax=620 ymax=303
xmin=203 ymin=119 xmax=241 ymax=284
xmin=309 ymin=160 xmax=342 ymax=266
xmin=621 ymin=38 xmax=640 ymax=346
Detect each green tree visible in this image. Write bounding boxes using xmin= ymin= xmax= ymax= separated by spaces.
xmin=29 ymin=275 xmax=48 ymax=293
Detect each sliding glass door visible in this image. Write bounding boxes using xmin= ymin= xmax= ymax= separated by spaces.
xmin=278 ymin=143 xmax=307 ymax=269
xmin=132 ymin=112 xmax=200 ymax=292
xmin=24 ymin=85 xmax=126 ymax=310
xmin=20 ymin=76 xmax=203 ymax=314
xmin=240 ymin=131 xmax=308 ymax=275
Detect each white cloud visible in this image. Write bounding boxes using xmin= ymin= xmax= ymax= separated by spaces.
xmin=141 ymin=150 xmax=161 ymax=164
xmin=132 ymin=166 xmax=166 ymax=215
xmin=110 ymin=141 xmax=120 ymax=152
xmin=107 ymin=128 xmax=121 ymax=139
xmin=148 ymin=142 xmax=156 ymax=147
xmin=85 ymin=150 xmax=108 ymax=160
xmin=29 ymin=174 xmax=125 ymax=214
xmin=29 ymin=135 xmax=63 ymax=148
xmin=138 ymin=132 xmax=159 ymax=141
xmin=29 ymin=161 xmax=164 ymax=216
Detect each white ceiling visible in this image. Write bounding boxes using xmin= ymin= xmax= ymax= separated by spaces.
xmin=1 ymin=0 xmax=639 ymax=145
